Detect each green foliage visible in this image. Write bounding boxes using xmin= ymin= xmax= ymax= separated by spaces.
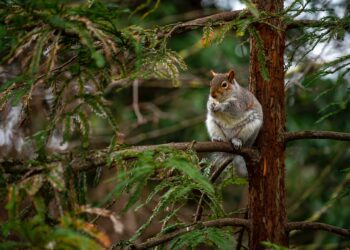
xmin=132 ymin=0 xmax=161 ymax=19
xmin=1 ymin=185 xmax=104 ymax=250
xmin=0 ymin=0 xmax=186 ymax=153
xmin=294 ymin=56 xmax=350 ymax=123
xmin=105 ymin=147 xmax=224 ymax=241
xmin=198 ymin=10 xmax=269 ymax=80
xmin=202 ymin=23 xmax=214 ymax=48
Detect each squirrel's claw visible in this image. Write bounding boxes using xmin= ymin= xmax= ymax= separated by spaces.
xmin=210 ymin=102 xmax=220 ymax=112
xmin=212 ymin=136 xmax=224 ymax=142
xmin=231 ymin=138 xmax=242 ymax=150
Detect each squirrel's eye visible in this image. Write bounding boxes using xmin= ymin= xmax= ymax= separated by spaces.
xmin=221 ymin=82 xmax=228 ymax=88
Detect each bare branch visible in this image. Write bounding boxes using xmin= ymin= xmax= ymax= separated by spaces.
xmin=284 ymin=131 xmax=350 ymax=142
xmin=194 ymin=157 xmax=233 ymax=222
xmin=287 ymin=221 xmax=350 ymax=238
xmin=129 ymin=218 xmax=251 ymax=250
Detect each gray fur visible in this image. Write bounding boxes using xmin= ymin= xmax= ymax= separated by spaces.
xmin=206 ymin=78 xmax=263 ymax=177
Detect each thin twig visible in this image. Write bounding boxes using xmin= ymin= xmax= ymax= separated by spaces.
xmin=284 ymin=131 xmax=350 ymax=142
xmin=210 ymin=156 xmax=235 ymax=183
xmin=132 ymin=79 xmax=146 ymax=124
xmin=194 ymin=157 xmax=233 ymax=222
xmin=36 ymin=55 xmax=78 ymax=81
xmin=90 ymin=199 xmax=117 ymax=224
xmin=236 ymin=208 xmax=248 ymax=250
xmin=286 ymin=221 xmax=350 ymax=238
xmin=130 ymin=218 xmax=251 ymax=250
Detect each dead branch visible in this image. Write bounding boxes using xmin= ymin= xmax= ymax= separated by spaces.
xmin=284 ymin=131 xmax=350 ymax=142
xmin=129 ymin=218 xmax=251 ymax=250
xmin=287 ymin=221 xmax=350 ymax=238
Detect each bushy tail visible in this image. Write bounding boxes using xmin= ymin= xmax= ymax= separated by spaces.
xmin=232 ymin=155 xmax=248 ymax=177
xmin=211 ymin=153 xmax=248 ymax=179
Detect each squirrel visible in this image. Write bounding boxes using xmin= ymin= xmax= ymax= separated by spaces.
xmin=206 ymin=69 xmax=263 ymax=176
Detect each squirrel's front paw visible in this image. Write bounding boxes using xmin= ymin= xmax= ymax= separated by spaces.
xmin=212 ymin=136 xmax=224 ymax=142
xmin=231 ymin=138 xmax=242 ymax=150
xmin=210 ymin=102 xmax=220 ymax=112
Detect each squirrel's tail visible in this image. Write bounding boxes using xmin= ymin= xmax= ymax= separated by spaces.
xmin=232 ymin=155 xmax=248 ymax=177
xmin=211 ymin=153 xmax=248 ymax=179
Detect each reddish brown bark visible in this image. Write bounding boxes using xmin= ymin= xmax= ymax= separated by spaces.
xmin=248 ymin=0 xmax=288 ymax=249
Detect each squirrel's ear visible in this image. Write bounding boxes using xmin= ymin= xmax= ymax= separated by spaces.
xmin=227 ymin=70 xmax=235 ymax=83
xmin=210 ymin=70 xmax=217 ymax=77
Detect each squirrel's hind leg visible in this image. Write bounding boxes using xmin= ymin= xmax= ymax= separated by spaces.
xmin=206 ymin=116 xmax=226 ymax=142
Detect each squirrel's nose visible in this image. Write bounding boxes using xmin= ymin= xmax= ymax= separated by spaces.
xmin=211 ymin=93 xmax=217 ymax=99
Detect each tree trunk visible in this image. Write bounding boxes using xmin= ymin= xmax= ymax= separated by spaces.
xmin=248 ymin=0 xmax=288 ymax=249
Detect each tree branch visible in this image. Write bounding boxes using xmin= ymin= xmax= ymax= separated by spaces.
xmin=236 ymin=209 xmax=249 ymax=250
xmin=287 ymin=221 xmax=350 ymax=238
xmin=284 ymin=131 xmax=350 ymax=142
xmin=2 ymin=141 xmax=260 ymax=174
xmin=163 ymin=9 xmax=330 ymax=36
xmin=285 ymin=19 xmax=325 ymax=29
xmin=129 ymin=218 xmax=251 ymax=250
xmin=166 ymin=10 xmax=249 ymax=36
xmin=73 ymin=141 xmax=259 ymax=172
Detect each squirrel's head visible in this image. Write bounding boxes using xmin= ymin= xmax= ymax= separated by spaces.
xmin=209 ymin=70 xmax=237 ymax=102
